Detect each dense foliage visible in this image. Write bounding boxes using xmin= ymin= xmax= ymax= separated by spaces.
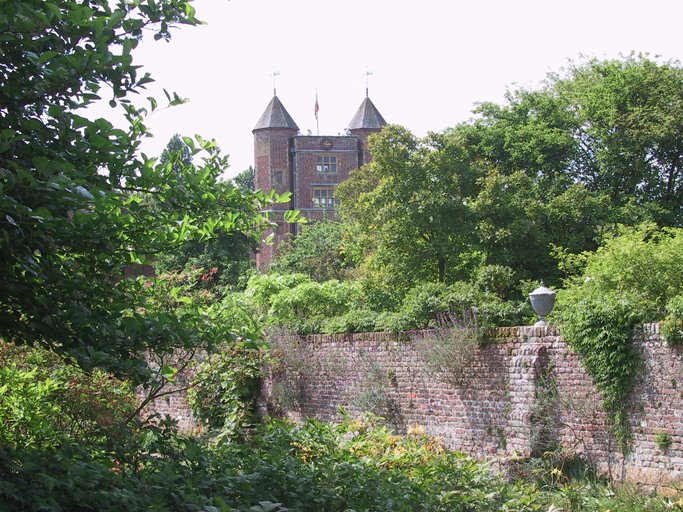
xmin=556 ymin=224 xmax=683 ymax=451
xmin=233 ymin=166 xmax=255 ymax=192
xmin=237 ymin=270 xmax=531 ymax=335
xmin=188 ymin=340 xmax=264 ymax=439
xmin=282 ymin=55 xmax=681 ymax=336
xmin=271 ymin=220 xmax=355 ymax=281
xmin=0 ymin=0 xmax=294 ymax=380
xmin=2 ymin=0 xmax=682 ymax=506
xmin=0 ymin=342 xmax=137 ymax=456
xmin=255 ymin=57 xmax=683 ymax=371
xmin=3 ymin=411 xmax=680 ymax=511
xmin=463 ymin=55 xmax=683 ymax=225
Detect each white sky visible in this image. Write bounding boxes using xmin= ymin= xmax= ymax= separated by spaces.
xmin=91 ymin=0 xmax=683 ymax=179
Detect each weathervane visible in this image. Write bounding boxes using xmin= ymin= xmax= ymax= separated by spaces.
xmin=365 ymin=70 xmax=373 ymax=97
xmin=272 ymin=71 xmax=280 ymax=96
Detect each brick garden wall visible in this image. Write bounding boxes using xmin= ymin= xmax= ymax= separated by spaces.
xmin=256 ymin=325 xmax=683 ymax=492
xmin=143 ymin=324 xmax=682 ymax=491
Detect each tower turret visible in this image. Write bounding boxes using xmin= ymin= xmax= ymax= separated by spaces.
xmin=253 ymin=95 xmax=299 ymax=194
xmin=347 ymin=95 xmax=387 ymax=166
xmin=253 ymin=95 xmax=299 ymax=270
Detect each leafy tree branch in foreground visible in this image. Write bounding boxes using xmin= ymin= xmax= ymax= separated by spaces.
xmin=0 ymin=0 xmax=292 ymax=381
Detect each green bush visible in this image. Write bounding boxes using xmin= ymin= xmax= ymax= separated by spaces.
xmin=0 ymin=417 xmax=542 ymax=511
xmin=473 ymin=264 xmax=516 ymax=299
xmin=271 ymin=220 xmax=356 ymax=282
xmin=398 ymin=281 xmax=453 ymax=328
xmin=240 ymin=271 xmax=531 ymax=335
xmin=269 ymin=280 xmax=360 ymax=319
xmin=557 ymin=224 xmax=683 ymax=452
xmin=320 ymin=308 xmax=382 ymax=334
xmin=2 ymin=413 xmax=678 ymax=511
xmin=661 ymin=295 xmax=683 ymax=346
xmin=188 ymin=341 xmax=264 ymax=439
xmin=0 ymin=343 xmax=136 ymax=451
xmin=249 ymin=276 xmax=363 ymax=334
xmin=0 ymin=364 xmax=65 ymax=450
xmin=245 ymin=273 xmax=311 ymax=310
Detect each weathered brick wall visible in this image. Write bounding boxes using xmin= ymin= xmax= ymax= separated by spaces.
xmin=137 ymin=352 xmax=200 ymax=433
xmin=546 ymin=324 xmax=683 ymax=488
xmin=142 ymin=325 xmax=682 ymax=491
xmin=256 ymin=325 xmax=683 ymax=492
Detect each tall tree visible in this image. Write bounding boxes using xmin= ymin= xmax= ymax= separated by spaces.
xmin=337 ymin=126 xmax=480 ymax=285
xmin=0 ymin=0 xmax=284 ymax=380
xmin=159 ymin=133 xmax=192 ymax=177
xmin=271 ymin=220 xmax=356 ymax=282
xmin=462 ymin=55 xmax=683 ymax=225
xmin=233 ymin=166 xmax=255 ymax=192
xmin=557 ymin=56 xmax=683 ymax=222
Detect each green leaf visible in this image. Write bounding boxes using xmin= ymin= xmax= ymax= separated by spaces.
xmin=38 ymin=51 xmax=59 ymax=63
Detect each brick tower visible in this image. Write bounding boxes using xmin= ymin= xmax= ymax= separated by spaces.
xmin=252 ymin=95 xmax=299 ymax=270
xmin=347 ymin=94 xmax=387 ymax=167
xmin=253 ymin=93 xmax=386 ymax=271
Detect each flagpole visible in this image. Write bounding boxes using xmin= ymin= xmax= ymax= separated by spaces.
xmin=315 ymin=90 xmax=319 ymax=136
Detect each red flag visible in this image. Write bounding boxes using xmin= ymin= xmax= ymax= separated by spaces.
xmin=314 ymin=93 xmax=319 ymax=120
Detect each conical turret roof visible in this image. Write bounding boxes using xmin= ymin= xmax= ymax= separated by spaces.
xmin=347 ymin=96 xmax=387 ymax=131
xmin=253 ymin=95 xmax=299 ymax=131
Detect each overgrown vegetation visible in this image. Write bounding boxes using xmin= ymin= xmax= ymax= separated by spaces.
xmin=3 ymin=402 xmax=681 ymax=511
xmin=0 ymin=343 xmax=136 ymax=452
xmin=2 ymin=0 xmax=682 ymax=507
xmin=266 ymin=330 xmax=321 ymax=413
xmin=256 ymin=58 xmax=683 ymax=457
xmin=556 ymin=224 xmax=683 ymax=452
xmin=231 ymin=269 xmax=531 ymax=335
xmin=187 ymin=340 xmax=264 ymax=440
xmin=0 ymin=0 xmax=296 ymax=382
xmin=416 ymin=310 xmax=485 ymax=387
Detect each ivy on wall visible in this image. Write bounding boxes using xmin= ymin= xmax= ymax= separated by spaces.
xmin=557 ymin=224 xmax=683 ymax=452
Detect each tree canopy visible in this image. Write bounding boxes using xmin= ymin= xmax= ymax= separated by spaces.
xmin=271 ymin=220 xmax=356 ymax=282
xmin=0 ymin=0 xmax=286 ymax=380
xmin=337 ymin=126 xmax=479 ymax=285
xmin=334 ymin=56 xmax=683 ymax=295
xmin=233 ymin=166 xmax=255 ymax=192
xmin=462 ymin=55 xmax=683 ymax=225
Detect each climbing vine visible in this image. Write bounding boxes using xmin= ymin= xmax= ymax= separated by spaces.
xmin=559 ymin=295 xmax=640 ymax=452
xmin=557 ymin=224 xmax=683 ymax=453
xmin=188 ymin=340 xmax=264 ymax=439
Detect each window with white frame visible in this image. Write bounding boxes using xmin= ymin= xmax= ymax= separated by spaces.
xmin=312 ymin=187 xmax=338 ymax=208
xmin=316 ymin=155 xmax=337 ymax=173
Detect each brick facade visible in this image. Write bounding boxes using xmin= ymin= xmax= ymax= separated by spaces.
xmin=252 ymin=95 xmax=386 ymax=270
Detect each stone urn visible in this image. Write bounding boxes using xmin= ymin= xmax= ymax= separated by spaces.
xmin=529 ymin=284 xmax=556 ymax=327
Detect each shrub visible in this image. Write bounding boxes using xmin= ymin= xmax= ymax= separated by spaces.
xmin=188 ymin=341 xmax=264 ymax=439
xmin=557 ymin=224 xmax=683 ymax=452
xmin=0 ymin=343 xmax=136 ymax=451
xmin=320 ymin=308 xmax=382 ymax=334
xmin=473 ymin=264 xmax=516 ymax=299
xmin=245 ymin=272 xmax=311 ymax=310
xmin=661 ymin=295 xmax=683 ymax=346
xmin=0 ymin=364 xmax=65 ymax=450
xmin=271 ymin=220 xmax=356 ymax=282
xmin=655 ymin=431 xmax=672 ymax=451
xmin=265 ymin=279 xmax=362 ymax=334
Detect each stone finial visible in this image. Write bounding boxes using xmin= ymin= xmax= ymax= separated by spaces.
xmin=529 ymin=283 xmax=556 ymax=327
